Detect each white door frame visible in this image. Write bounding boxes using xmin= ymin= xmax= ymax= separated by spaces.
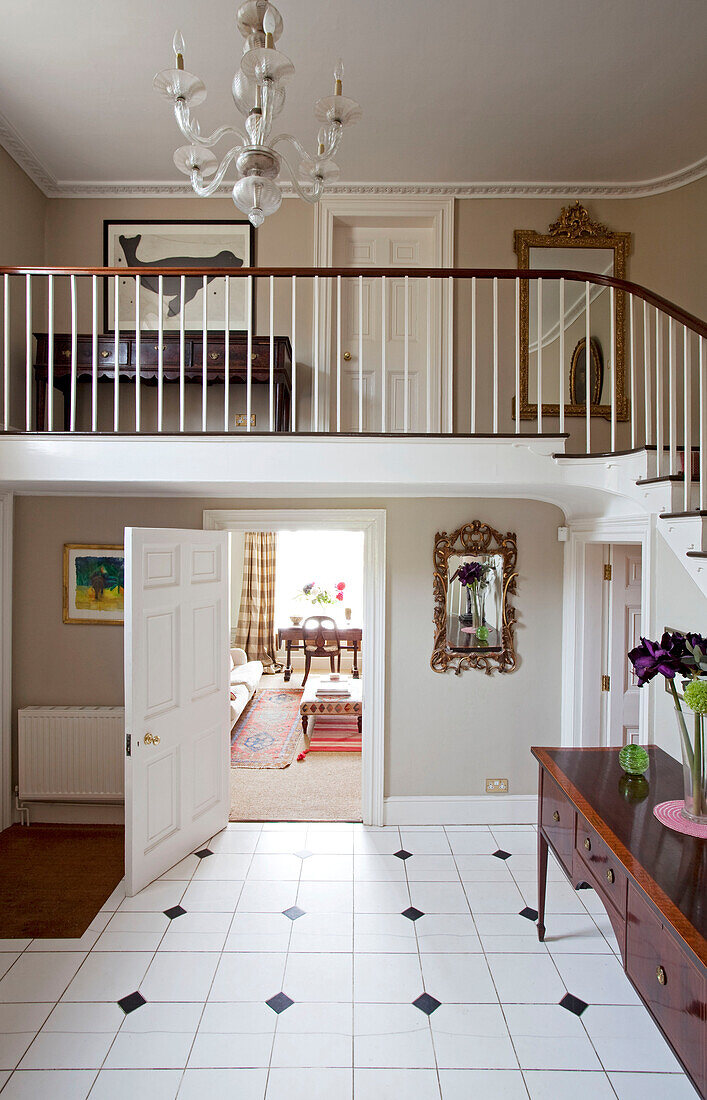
xmin=561 ymin=514 xmax=651 ymax=748
xmin=0 ymin=492 xmax=12 ymax=829
xmin=203 ymin=507 xmax=386 ymax=825
xmin=313 ymin=195 xmax=455 ymax=432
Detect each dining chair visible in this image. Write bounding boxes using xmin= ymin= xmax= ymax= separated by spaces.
xmin=301 ymin=615 xmax=341 ymax=687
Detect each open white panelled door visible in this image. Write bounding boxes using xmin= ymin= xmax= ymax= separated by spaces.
xmin=124 ymin=527 xmax=230 ymax=896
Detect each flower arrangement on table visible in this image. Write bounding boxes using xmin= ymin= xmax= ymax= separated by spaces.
xmin=628 ymin=631 xmax=707 ymax=823
xmin=451 ymin=559 xmax=494 ymax=641
xmin=295 ymin=580 xmax=346 ymax=607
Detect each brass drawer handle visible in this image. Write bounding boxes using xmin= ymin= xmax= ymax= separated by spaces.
xmin=63 ymin=349 xmax=71 ymax=358
xmin=251 ymin=352 xmax=257 ymax=361
xmin=606 ymin=868 xmax=615 ymax=884
xmin=101 ymin=349 xmax=110 ymax=358
xmin=584 ymin=837 xmax=591 ymax=851
xmin=144 ymin=732 xmax=161 ymax=746
xmin=552 ymin=810 xmax=560 ymax=822
xmin=656 ymin=965 xmax=667 ymax=986
xmin=209 ymin=351 xmax=219 ymax=360
xmin=153 ymin=344 xmax=167 ymax=351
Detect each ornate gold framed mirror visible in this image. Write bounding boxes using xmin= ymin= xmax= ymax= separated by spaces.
xmin=514 ymin=202 xmax=631 ymax=421
xmin=431 ymin=521 xmax=518 ymax=676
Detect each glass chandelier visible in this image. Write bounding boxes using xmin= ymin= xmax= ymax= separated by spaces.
xmin=153 ymin=1 xmax=361 ymax=227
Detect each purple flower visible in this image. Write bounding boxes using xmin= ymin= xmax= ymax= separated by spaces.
xmin=457 ymin=561 xmax=484 ymax=586
xmin=628 ymin=632 xmax=692 ymax=686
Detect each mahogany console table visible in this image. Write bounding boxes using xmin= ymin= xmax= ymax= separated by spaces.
xmin=276 ymin=625 xmax=362 ymax=683
xmin=33 ymin=332 xmax=292 ymax=432
xmin=533 ymin=746 xmax=706 ymax=1096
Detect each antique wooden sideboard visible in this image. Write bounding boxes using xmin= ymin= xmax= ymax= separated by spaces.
xmin=33 ymin=331 xmax=292 ymax=431
xmin=533 ymin=746 xmax=706 ymax=1097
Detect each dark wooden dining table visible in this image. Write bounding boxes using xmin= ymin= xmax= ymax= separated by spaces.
xmin=276 ymin=624 xmax=362 ymax=682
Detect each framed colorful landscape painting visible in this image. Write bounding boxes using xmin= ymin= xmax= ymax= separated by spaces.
xmin=63 ymin=545 xmax=125 ymax=625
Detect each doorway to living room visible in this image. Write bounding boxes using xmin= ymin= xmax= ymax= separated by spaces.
xmin=203 ymin=509 xmax=386 ymax=825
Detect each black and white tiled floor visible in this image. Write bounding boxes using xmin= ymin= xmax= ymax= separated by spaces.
xmin=0 ymin=823 xmax=695 ymax=1099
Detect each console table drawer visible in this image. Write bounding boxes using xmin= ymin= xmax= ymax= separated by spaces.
xmin=575 ymin=817 xmax=628 ymax=917
xmin=627 ymin=885 xmax=706 ymax=1094
xmin=540 ymin=773 xmax=575 ymax=867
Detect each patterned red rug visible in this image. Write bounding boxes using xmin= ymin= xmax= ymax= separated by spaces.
xmin=231 ymin=688 xmax=303 ymax=769
xmin=307 ymin=717 xmax=362 ymax=753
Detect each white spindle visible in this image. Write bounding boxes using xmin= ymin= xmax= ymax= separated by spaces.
xmin=403 ymin=274 xmax=410 ymax=434
xmin=157 ymin=275 xmax=164 ymax=432
xmin=246 ymin=275 xmax=253 ymax=432
xmin=381 ymin=276 xmax=387 ymax=433
xmin=2 ymin=275 xmax=9 ymax=431
xmin=202 ymin=275 xmax=208 ymax=432
xmin=357 ymin=275 xmax=363 ymax=434
xmin=448 ymin=275 xmax=454 ymax=433
xmin=472 ymin=276 xmax=478 ymax=433
xmin=643 ymin=299 xmax=651 ymax=444
xmin=668 ymin=317 xmax=677 ymax=474
xmin=585 ymin=281 xmax=591 ymax=453
xmin=684 ymin=327 xmax=692 ymax=511
xmin=700 ymin=337 xmax=706 ymax=510
xmin=656 ymin=310 xmax=663 ymax=475
xmin=336 ymin=275 xmax=342 ymax=432
xmin=536 ymin=277 xmax=542 ymax=434
xmin=611 ymin=288 xmax=615 ymax=455
xmin=269 ymin=275 xmax=275 ymax=432
xmin=425 ymin=278 xmax=431 ymax=434
xmin=25 ymin=274 xmax=31 ymax=432
xmin=91 ymin=276 xmax=98 ymax=432
xmin=558 ymin=278 xmax=565 ymax=435
xmin=70 ymin=275 xmax=77 ymax=432
xmin=289 ymin=275 xmax=295 ymax=432
xmin=113 ymin=275 xmax=120 ymax=432
xmin=513 ymin=277 xmax=519 ymax=434
xmin=222 ymin=276 xmax=228 ymax=432
xmin=47 ymin=275 xmax=54 ymax=432
xmin=314 ymin=275 xmax=320 ymax=431
xmin=134 ymin=276 xmax=141 ymax=432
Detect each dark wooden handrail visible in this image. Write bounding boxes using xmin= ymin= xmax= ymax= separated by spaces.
xmin=0 ymin=266 xmax=704 ymax=336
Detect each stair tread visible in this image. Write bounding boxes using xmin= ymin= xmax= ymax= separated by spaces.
xmin=636 ymin=474 xmax=686 ymax=485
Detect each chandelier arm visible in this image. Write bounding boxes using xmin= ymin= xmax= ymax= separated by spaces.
xmin=189 ymin=147 xmax=242 ymax=197
xmin=278 ymin=150 xmax=324 ymax=204
xmin=174 ymin=100 xmax=246 ymax=148
xmin=271 ymin=132 xmax=315 ymax=165
xmin=319 ymin=122 xmax=343 ymax=160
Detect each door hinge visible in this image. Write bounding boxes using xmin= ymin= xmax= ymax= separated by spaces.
xmin=601 ymin=674 xmax=611 ymax=692
xmin=125 ymin=734 xmax=131 ymax=757
xmin=603 ymin=564 xmax=612 ymax=581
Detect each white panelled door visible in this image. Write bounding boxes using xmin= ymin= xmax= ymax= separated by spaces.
xmin=332 ymin=224 xmax=438 ymax=432
xmin=124 ymin=527 xmax=230 ymax=896
xmin=608 ymin=544 xmax=642 ymax=747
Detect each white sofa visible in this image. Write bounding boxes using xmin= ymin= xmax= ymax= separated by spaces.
xmin=230 ymin=647 xmax=264 ymax=728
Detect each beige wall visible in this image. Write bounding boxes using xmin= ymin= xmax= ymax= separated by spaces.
xmin=13 ymin=494 xmax=564 ymax=798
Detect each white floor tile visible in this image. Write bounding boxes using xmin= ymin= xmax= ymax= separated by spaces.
xmin=208 ymin=952 xmax=287 ymax=1002
xmin=430 ymin=1003 xmax=517 ymax=1069
xmin=18 ymin=1030 xmax=115 ymax=1070
xmin=88 ymin=1069 xmax=182 ymax=1099
xmin=139 ymin=952 xmax=219 ymax=1002
xmin=353 ymin=1003 xmax=435 ymax=1068
xmin=189 ymin=1002 xmax=275 ymax=1068
xmin=181 ymin=880 xmax=245 ymax=913
xmin=27 ymin=929 xmax=100 ymax=953
xmin=265 ymin=1067 xmax=352 ymax=1099
xmin=352 ymin=854 xmax=408 ymax=882
xmin=353 ymin=831 xmax=403 ymax=855
xmin=94 ymin=930 xmax=164 ymax=953
xmin=179 ymin=1068 xmax=267 ymax=1099
xmin=520 ymin=880 xmax=587 ymax=915
xmin=473 ymin=913 xmax=539 ymax=937
xmin=503 ymin=1004 xmax=601 ymax=1070
xmin=479 ymin=935 xmax=548 ymax=954
xmin=296 ymin=882 xmax=353 ymax=914
xmin=208 ymin=830 xmax=262 ymax=854
xmin=236 ymin=881 xmax=298 ymax=913
xmin=485 ymin=953 xmax=566 ymax=1003
xmin=61 ymin=953 xmax=151 ymax=1003
xmin=408 ymin=883 xmax=469 ymax=914
xmin=193 ymin=853 xmax=254 ymax=880
xmin=0 ymin=940 xmax=31 ymax=952
xmin=353 ymin=952 xmax=422 ymax=1002
xmin=454 ymin=855 xmax=516 ymax=882
xmin=608 ymin=1071 xmax=696 ymax=1099
xmin=439 ymin=1069 xmax=528 ymax=1099
xmin=159 ymin=912 xmax=232 ymax=953
xmin=254 ymin=831 xmax=307 ymax=854
xmin=224 ymin=913 xmax=291 ymax=953
xmin=415 ymin=914 xmax=482 ymax=953
xmin=0 ymin=1070 xmax=96 ymax=1099
xmin=304 ymin=830 xmax=355 ymax=854
xmin=103 ymin=1030 xmax=194 ymax=1070
xmin=355 ymin=1069 xmax=441 ymax=1099
xmin=523 ymin=1070 xmax=616 ymax=1099
xmin=299 ymin=854 xmax=354 ymax=881
xmin=489 ymin=831 xmax=538 ymax=854
xmin=462 ymin=881 xmax=525 ymax=914
xmin=446 ymin=831 xmax=496 ymax=856
xmin=283 ymin=952 xmax=353 ymax=1003
xmin=270 ymin=1002 xmax=353 ymax=1067
xmin=420 ymin=953 xmax=497 ymax=1004
xmin=157 ymin=856 xmax=199 ymax=880
xmin=582 ymin=1005 xmax=684 ymax=1072
xmin=353 ymin=913 xmax=418 ymax=954
xmin=399 ymin=829 xmax=452 ymax=855
xmin=0 ymin=953 xmax=87 ymax=1003
xmin=353 ymin=881 xmax=410 ymax=913
xmin=0 ymin=1002 xmax=51 ymax=1069
xmin=117 ymin=880 xmax=186 ymax=913
xmin=42 ymin=1003 xmax=124 ymax=1033
xmin=99 ymin=882 xmax=126 ymax=912
xmin=551 ymin=952 xmax=641 ymax=1005
xmin=245 ymin=855 xmax=302 ymax=881
xmin=405 ymin=855 xmax=460 ymax=882
xmin=287 ymin=911 xmax=353 ymax=953
xmin=540 ymin=914 xmax=613 ymax=954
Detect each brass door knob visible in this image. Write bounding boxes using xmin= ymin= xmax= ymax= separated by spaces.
xmin=656 ymin=965 xmax=667 ymax=986
xmin=144 ymin=732 xmax=161 ymax=746
xmin=343 ymin=351 xmax=352 ymax=361
xmin=584 ymin=838 xmax=591 ymax=851
xmin=606 ymin=868 xmax=615 ymax=884
xmin=552 ymin=810 xmax=560 ymax=822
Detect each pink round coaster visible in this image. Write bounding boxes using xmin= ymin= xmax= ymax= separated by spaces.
xmin=653 ymin=800 xmax=707 ymax=838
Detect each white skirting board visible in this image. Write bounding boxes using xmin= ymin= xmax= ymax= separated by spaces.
xmin=17 ymin=803 xmax=125 ymax=825
xmin=383 ymin=794 xmax=536 ymax=826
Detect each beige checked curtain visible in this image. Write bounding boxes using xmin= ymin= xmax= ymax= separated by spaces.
xmin=234 ymin=532 xmax=281 ymax=671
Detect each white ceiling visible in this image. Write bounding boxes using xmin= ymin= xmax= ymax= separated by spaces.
xmin=1 ymin=0 xmax=706 ymax=196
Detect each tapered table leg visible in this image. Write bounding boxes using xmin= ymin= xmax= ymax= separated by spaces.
xmin=537 ymin=829 xmax=548 ymax=942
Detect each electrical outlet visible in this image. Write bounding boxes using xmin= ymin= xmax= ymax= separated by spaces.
xmin=235 ymin=413 xmax=256 ymax=427
xmin=485 ymin=778 xmax=509 ymax=794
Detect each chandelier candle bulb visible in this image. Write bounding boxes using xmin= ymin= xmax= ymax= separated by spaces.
xmin=334 ymin=58 xmax=344 ymax=95
xmin=173 ymin=30 xmax=185 ymax=70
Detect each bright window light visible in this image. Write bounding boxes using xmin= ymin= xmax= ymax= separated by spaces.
xmin=274 ymin=529 xmax=364 ymax=627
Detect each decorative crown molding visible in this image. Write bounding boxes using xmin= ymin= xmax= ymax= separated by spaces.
xmin=1 ymin=107 xmax=705 ymax=201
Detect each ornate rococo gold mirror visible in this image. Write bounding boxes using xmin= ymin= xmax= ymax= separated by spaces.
xmin=431 ymin=522 xmax=518 ymax=676
xmin=514 ymin=202 xmax=631 ymax=422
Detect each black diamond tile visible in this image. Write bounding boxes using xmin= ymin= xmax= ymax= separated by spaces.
xmin=519 ymin=906 xmax=538 ymax=922
xmin=194 ymin=848 xmax=213 ymax=859
xmin=394 ymin=849 xmax=413 ymax=861
xmin=164 ymin=905 xmax=186 ymax=920
xmin=401 ymin=906 xmax=425 ymax=922
xmin=266 ymin=992 xmax=294 ymax=1014
xmin=559 ymin=992 xmax=589 ymax=1017
xmin=492 ymin=849 xmax=512 ymax=860
xmin=576 ymin=881 xmax=592 ymax=890
xmin=413 ymin=992 xmax=442 ymax=1016
xmin=117 ymin=991 xmax=146 ymax=1015
xmin=282 ymin=905 xmax=305 ymax=921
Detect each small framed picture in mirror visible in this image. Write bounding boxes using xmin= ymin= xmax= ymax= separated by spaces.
xmin=569 ymin=337 xmax=603 ymax=407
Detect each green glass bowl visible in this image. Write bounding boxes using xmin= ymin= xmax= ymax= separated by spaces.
xmin=618 ymin=743 xmax=649 ymax=776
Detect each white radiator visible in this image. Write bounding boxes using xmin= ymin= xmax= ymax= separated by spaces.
xmin=18 ymin=706 xmax=125 ymax=803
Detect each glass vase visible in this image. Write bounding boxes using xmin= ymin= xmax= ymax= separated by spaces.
xmin=676 ymin=707 xmax=707 ymax=824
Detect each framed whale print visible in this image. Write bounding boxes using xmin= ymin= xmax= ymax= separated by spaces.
xmin=103 ymin=220 xmax=255 ymax=333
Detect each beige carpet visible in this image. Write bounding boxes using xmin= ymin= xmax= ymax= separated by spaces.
xmin=230 ymin=751 xmax=362 ymax=822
